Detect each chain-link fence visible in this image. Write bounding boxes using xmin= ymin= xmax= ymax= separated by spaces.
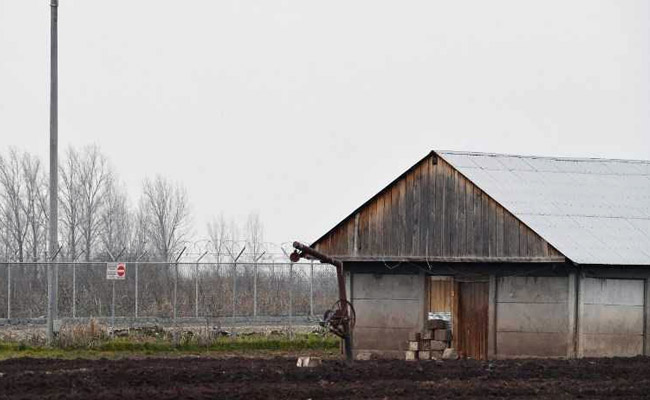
xmin=0 ymin=261 xmax=338 ymax=328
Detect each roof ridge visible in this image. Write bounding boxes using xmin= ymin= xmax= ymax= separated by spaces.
xmin=435 ymin=149 xmax=650 ymax=164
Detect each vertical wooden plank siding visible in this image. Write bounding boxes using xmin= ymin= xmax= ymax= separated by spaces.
xmin=457 ymin=282 xmax=489 ymax=360
xmin=395 ymin=179 xmax=404 ymax=256
xmin=418 ymin=158 xmax=429 ymax=256
xmin=496 ymin=206 xmax=505 ymax=257
xmin=411 ymin=165 xmax=421 ymax=255
xmin=466 ymin=176 xmax=475 ymax=256
xmin=473 ymin=186 xmax=482 ymax=256
xmin=404 ymin=171 xmax=414 ymax=256
xmin=313 ymin=155 xmax=563 ymax=262
xmin=487 ymin=199 xmax=497 ymax=257
xmin=434 ymin=160 xmax=445 ymax=256
xmin=429 ymin=278 xmax=453 ymax=313
xmin=457 ymin=174 xmax=467 ymax=256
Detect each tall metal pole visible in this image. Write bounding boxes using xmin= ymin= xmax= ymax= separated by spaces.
xmin=47 ymin=0 xmax=59 ymax=346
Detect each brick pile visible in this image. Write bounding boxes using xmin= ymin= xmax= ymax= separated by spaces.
xmin=405 ymin=319 xmax=451 ymax=361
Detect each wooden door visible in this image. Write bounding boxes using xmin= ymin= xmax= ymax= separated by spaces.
xmin=455 ymin=281 xmax=489 ymax=360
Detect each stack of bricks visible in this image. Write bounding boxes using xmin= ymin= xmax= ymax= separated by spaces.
xmin=405 ymin=320 xmax=450 ymax=361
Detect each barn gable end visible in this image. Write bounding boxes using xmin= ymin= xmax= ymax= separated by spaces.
xmin=313 ymin=152 xmax=564 ymax=262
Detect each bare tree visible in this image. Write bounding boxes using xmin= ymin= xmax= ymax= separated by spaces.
xmin=207 ymin=213 xmax=229 ymax=264
xmin=129 ymin=205 xmax=148 ymax=260
xmin=245 ymin=212 xmax=265 ymax=262
xmin=59 ymin=147 xmax=82 ymax=261
xmin=99 ymin=178 xmax=131 ymax=260
xmin=78 ymin=145 xmax=112 ymax=261
xmin=141 ymin=175 xmax=191 ymax=261
xmin=21 ymin=153 xmax=48 ymax=262
xmin=0 ymin=149 xmax=29 ymax=262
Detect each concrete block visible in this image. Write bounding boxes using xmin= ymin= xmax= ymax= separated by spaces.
xmin=408 ymin=341 xmax=420 ymax=351
xmin=433 ymin=329 xmax=449 ymax=341
xmin=354 ymin=299 xmax=422 ymax=329
xmin=426 ymin=319 xmax=447 ymax=330
xmin=430 ymin=340 xmax=447 ymax=351
xmin=442 ymin=348 xmax=459 ymax=360
xmin=405 ymin=351 xmax=418 ymax=361
xmin=580 ymin=334 xmax=643 ymax=358
xmin=497 ymin=332 xmax=567 ymax=358
xmin=409 ymin=332 xmax=422 ymax=341
xmin=430 ymin=350 xmax=444 ymax=360
xmin=353 ymin=327 xmax=412 ymax=351
xmin=422 ymin=330 xmax=434 ymax=340
xmin=496 ymin=302 xmax=568 ymax=333
xmin=581 ymin=304 xmax=644 ymax=335
xmin=419 ymin=351 xmax=431 ymax=360
xmin=582 ymin=278 xmax=644 ymax=306
xmin=296 ymin=357 xmax=321 ymax=368
xmin=353 ymin=273 xmax=422 ymax=300
xmin=420 ymin=340 xmax=431 ymax=350
xmin=497 ymin=277 xmax=568 ymax=303
xmin=355 ymin=352 xmax=375 ymax=361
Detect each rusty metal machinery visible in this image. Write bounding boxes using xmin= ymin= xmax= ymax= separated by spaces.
xmin=291 ymin=241 xmax=355 ymax=361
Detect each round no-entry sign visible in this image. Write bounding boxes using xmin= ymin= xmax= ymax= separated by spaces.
xmin=116 ymin=263 xmax=126 ymax=278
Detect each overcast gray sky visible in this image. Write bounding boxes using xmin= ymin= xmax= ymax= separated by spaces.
xmin=1 ymin=0 xmax=649 ymax=247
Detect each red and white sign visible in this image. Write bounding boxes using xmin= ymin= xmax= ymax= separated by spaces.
xmin=116 ymin=263 xmax=126 ymax=278
xmin=107 ymin=262 xmax=126 ymax=280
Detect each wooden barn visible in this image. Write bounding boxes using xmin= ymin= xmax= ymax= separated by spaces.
xmin=310 ymin=150 xmax=650 ymax=359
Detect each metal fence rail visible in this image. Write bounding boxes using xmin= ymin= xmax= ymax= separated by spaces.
xmin=0 ymin=261 xmax=338 ymax=328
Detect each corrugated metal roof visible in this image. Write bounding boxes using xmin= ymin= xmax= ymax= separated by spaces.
xmin=437 ymin=151 xmax=650 ymax=265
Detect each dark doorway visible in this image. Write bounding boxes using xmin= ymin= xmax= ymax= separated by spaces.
xmin=455 ymin=281 xmax=489 ymax=360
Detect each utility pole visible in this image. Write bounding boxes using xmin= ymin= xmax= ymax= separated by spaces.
xmin=47 ymin=0 xmax=59 ymax=346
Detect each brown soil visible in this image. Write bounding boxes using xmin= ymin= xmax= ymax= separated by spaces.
xmin=1 ymin=356 xmax=649 ymax=399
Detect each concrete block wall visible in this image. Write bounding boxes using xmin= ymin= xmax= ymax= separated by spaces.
xmin=578 ymin=278 xmax=645 ymax=357
xmin=350 ymin=273 xmax=425 ymax=358
xmin=492 ymin=274 xmax=648 ymax=359
xmin=495 ymin=276 xmax=570 ymax=358
xmin=346 ymin=266 xmax=650 ymax=359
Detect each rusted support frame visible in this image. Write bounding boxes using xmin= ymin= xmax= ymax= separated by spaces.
xmin=291 ymin=241 xmax=346 ymax=303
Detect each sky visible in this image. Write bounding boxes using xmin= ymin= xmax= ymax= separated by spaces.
xmin=0 ymin=0 xmax=649 ymax=249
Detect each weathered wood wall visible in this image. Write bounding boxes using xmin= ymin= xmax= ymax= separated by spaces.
xmin=429 ymin=277 xmax=453 ymax=313
xmin=314 ymin=154 xmax=563 ymax=261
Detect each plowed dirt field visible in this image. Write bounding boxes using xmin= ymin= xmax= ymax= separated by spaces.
xmin=1 ymin=356 xmax=649 ymax=399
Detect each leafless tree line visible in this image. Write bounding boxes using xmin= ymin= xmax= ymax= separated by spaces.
xmin=0 ymin=145 xmax=337 ymax=321
xmin=0 ymin=145 xmax=277 ymax=263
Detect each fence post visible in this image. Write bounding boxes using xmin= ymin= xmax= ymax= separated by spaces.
xmin=134 ymin=262 xmax=138 ymax=319
xmin=195 ymin=262 xmax=199 ymax=319
xmin=172 ymin=247 xmax=186 ymax=327
xmin=111 ymin=280 xmax=115 ymax=332
xmin=72 ymin=263 xmax=76 ymax=319
xmin=289 ymin=262 xmax=293 ymax=340
xmin=310 ymin=260 xmax=314 ymax=318
xmin=232 ymin=261 xmax=236 ymax=334
xmin=253 ymin=262 xmax=257 ymax=319
xmin=173 ymin=262 xmax=178 ymax=324
xmin=6 ymin=263 xmax=10 ymax=321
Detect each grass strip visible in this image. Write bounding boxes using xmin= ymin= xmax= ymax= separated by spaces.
xmin=0 ymin=334 xmax=339 ymax=360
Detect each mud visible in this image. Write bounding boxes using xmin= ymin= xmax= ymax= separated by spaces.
xmin=1 ymin=356 xmax=650 ymax=399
